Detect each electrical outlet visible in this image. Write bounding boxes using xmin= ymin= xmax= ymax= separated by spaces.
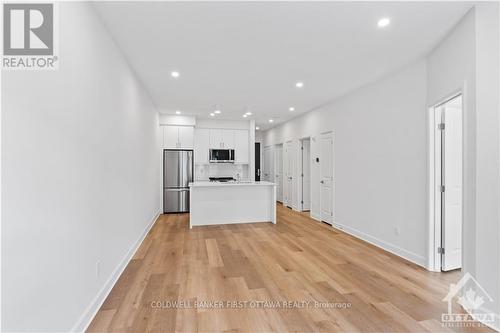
xmin=96 ymin=261 xmax=101 ymax=277
xmin=394 ymin=226 xmax=400 ymax=236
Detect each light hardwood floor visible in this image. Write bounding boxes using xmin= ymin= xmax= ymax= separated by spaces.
xmin=88 ymin=204 xmax=492 ymax=332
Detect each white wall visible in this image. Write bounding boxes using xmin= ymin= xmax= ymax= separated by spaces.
xmin=264 ymin=60 xmax=429 ymax=266
xmin=1 ymin=3 xmax=161 ymax=332
xmin=428 ymin=5 xmax=500 ymax=328
xmin=474 ymin=3 xmax=500 ymax=327
xmin=255 ymin=130 xmax=264 ymax=143
xmin=427 ymin=7 xmax=477 ymax=275
xmin=196 ymin=118 xmax=250 ymax=130
xmin=159 ymin=114 xmax=196 ymax=126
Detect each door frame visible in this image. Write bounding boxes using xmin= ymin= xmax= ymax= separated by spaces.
xmin=274 ymin=143 xmax=284 ymax=203
xmin=427 ymin=89 xmax=464 ymax=272
xmin=283 ymin=140 xmax=294 ymax=208
xmin=298 ymin=137 xmax=312 ymax=212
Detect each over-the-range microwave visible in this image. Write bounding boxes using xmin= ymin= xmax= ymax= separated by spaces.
xmin=209 ymin=149 xmax=235 ymax=163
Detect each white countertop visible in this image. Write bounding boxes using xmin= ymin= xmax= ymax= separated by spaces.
xmin=189 ymin=181 xmax=276 ymax=187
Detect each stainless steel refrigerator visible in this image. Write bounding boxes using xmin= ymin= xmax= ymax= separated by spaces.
xmin=163 ymin=150 xmax=193 ymax=213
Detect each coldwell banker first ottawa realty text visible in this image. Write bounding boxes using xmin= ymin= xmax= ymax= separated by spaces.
xmin=2 ymin=2 xmax=58 ymax=70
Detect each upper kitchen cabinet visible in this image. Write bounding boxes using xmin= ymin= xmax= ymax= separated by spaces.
xmin=209 ymin=129 xmax=235 ymax=149
xmin=234 ymin=129 xmax=249 ymax=164
xmin=163 ymin=126 xmax=179 ymax=149
xmin=163 ymin=125 xmax=194 ymax=149
xmin=194 ymin=128 xmax=210 ymax=163
xmin=178 ymin=126 xmax=194 ymax=148
xmin=221 ymin=129 xmax=234 ymax=149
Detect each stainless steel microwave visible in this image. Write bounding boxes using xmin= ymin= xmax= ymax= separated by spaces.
xmin=209 ymin=149 xmax=235 ymax=163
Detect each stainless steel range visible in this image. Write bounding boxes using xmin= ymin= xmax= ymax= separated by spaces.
xmin=209 ymin=177 xmax=235 ymax=183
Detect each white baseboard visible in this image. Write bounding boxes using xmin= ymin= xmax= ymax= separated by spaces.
xmin=467 ymin=305 xmax=500 ymax=332
xmin=332 ymin=221 xmax=426 ymax=268
xmin=310 ymin=213 xmax=321 ymax=221
xmin=71 ymin=210 xmax=161 ymax=333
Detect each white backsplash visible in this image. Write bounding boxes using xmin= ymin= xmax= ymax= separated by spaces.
xmin=195 ymin=164 xmax=249 ymax=181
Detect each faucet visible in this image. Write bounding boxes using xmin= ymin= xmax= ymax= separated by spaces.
xmin=236 ymin=173 xmax=241 ymax=182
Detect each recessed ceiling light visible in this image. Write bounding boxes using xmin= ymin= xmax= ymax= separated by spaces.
xmin=210 ymin=113 xmax=215 ymax=117
xmin=256 ymin=126 xmax=260 ymax=130
xmin=175 ymin=110 xmax=181 ymax=114
xmin=295 ymin=82 xmax=304 ymax=88
xmin=243 ymin=114 xmax=248 ymax=118
xmin=245 ymin=112 xmax=252 ymax=116
xmin=171 ymin=71 xmax=180 ymax=78
xmin=377 ymin=18 xmax=391 ymax=28
xmin=214 ymin=110 xmax=221 ymax=114
xmin=269 ymin=119 xmax=274 ymax=123
xmin=289 ymin=107 xmax=295 ymax=112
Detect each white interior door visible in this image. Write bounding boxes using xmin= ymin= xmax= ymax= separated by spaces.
xmin=283 ymin=143 xmax=289 ymax=206
xmin=310 ymin=137 xmax=320 ymax=218
xmin=302 ymin=140 xmax=311 ymax=211
xmin=275 ymin=145 xmax=283 ymax=202
xmin=320 ymin=133 xmax=334 ymax=224
xmin=441 ymin=96 xmax=463 ymax=271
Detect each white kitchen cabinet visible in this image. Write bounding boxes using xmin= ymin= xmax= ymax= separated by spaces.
xmin=163 ymin=126 xmax=179 ymax=149
xmin=163 ymin=125 xmax=194 ymax=149
xmin=234 ymin=129 xmax=249 ymax=163
xmin=209 ymin=129 xmax=235 ymax=149
xmin=194 ymin=128 xmax=210 ymax=163
xmin=221 ymin=129 xmax=234 ymax=149
xmin=178 ymin=126 xmax=194 ymax=148
xmin=209 ymin=129 xmax=222 ymax=149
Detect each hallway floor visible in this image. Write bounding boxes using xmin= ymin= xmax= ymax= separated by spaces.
xmin=88 ymin=204 xmax=492 ymax=332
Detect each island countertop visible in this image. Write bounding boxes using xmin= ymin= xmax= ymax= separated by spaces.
xmin=189 ymin=181 xmax=276 ymax=187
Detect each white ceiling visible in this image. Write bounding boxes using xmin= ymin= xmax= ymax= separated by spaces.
xmin=93 ymin=1 xmax=471 ymax=130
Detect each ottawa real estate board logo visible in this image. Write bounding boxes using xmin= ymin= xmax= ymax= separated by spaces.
xmin=2 ymin=3 xmax=58 ymax=70
xmin=442 ymin=272 xmax=495 ymax=328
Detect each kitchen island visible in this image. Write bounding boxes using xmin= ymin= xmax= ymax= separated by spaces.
xmin=188 ymin=181 xmax=276 ymax=228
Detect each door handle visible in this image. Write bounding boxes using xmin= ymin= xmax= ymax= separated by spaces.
xmin=320 ymin=180 xmax=324 ymax=184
